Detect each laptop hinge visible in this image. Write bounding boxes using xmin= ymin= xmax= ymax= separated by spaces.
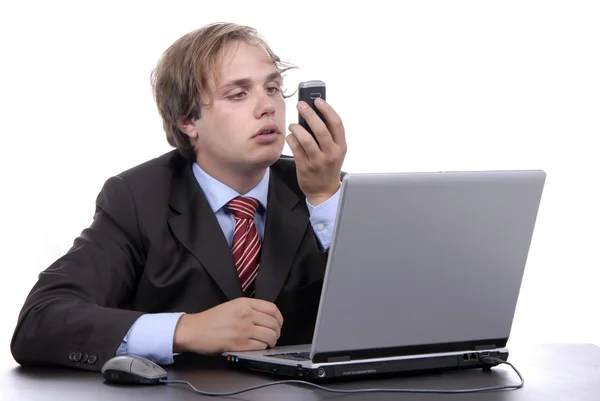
xmin=327 ymin=356 xmax=351 ymax=362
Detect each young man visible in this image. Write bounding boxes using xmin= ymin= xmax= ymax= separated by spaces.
xmin=10 ymin=22 xmax=347 ymax=371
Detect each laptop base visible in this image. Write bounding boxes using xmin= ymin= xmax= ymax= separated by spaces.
xmin=223 ymin=349 xmax=509 ymax=381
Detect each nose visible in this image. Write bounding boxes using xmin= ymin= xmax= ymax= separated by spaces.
xmin=254 ymin=90 xmax=276 ymax=119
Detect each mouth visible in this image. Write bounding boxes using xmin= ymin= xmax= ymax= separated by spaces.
xmin=253 ymin=124 xmax=280 ymax=137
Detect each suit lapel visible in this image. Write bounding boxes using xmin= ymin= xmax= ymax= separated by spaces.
xmin=167 ymin=162 xmax=244 ymax=301
xmin=255 ymin=167 xmax=309 ymax=302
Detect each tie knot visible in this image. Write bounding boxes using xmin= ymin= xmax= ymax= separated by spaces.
xmin=227 ymin=197 xmax=259 ymax=220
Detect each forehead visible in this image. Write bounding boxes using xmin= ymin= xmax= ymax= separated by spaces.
xmin=216 ymin=40 xmax=277 ymax=81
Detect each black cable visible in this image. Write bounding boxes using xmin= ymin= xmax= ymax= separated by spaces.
xmin=159 ymin=357 xmax=523 ymax=397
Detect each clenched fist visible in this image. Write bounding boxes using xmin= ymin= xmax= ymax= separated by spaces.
xmin=173 ymin=297 xmax=284 ymax=354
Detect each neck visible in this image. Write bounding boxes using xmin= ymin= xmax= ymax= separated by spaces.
xmin=196 ymin=158 xmax=267 ymax=194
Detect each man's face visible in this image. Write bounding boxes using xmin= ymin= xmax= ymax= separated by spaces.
xmin=186 ymin=40 xmax=286 ymax=173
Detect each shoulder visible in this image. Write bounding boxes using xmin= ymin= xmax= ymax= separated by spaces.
xmin=95 ymin=149 xmax=189 ymax=208
xmin=115 ymin=149 xmax=188 ymax=183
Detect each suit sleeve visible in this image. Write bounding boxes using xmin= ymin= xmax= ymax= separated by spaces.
xmin=10 ymin=175 xmax=147 ymax=371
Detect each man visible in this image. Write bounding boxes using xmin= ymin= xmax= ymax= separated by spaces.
xmin=10 ymin=22 xmax=347 ymax=372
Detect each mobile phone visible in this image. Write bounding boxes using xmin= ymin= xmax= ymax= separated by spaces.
xmin=298 ymin=80 xmax=326 ymax=142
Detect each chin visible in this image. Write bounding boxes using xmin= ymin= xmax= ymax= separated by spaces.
xmin=252 ymin=143 xmax=285 ymax=167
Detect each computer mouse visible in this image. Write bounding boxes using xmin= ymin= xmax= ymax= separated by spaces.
xmin=101 ymin=355 xmax=168 ymax=385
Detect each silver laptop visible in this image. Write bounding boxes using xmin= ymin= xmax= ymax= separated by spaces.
xmin=222 ymin=169 xmax=546 ymax=380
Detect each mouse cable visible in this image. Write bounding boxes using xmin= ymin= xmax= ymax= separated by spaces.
xmin=159 ymin=357 xmax=523 ymax=396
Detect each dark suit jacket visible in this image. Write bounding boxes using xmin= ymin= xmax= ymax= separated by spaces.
xmin=11 ymin=150 xmax=335 ymax=371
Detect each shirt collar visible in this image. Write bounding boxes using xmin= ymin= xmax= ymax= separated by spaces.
xmin=192 ymin=162 xmax=269 ymax=214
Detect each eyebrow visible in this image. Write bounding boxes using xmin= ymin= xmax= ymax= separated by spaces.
xmin=218 ymin=71 xmax=282 ymax=91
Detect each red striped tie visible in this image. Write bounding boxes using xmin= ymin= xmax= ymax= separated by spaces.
xmin=227 ymin=197 xmax=261 ymax=297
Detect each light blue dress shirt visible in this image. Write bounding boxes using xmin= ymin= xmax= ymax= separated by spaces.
xmin=116 ymin=162 xmax=341 ymax=364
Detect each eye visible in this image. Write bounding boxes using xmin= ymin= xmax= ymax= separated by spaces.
xmin=227 ymin=92 xmax=247 ymax=100
xmin=266 ymin=86 xmax=281 ymax=95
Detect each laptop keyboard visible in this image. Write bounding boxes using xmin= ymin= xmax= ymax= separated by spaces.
xmin=265 ymin=352 xmax=311 ymax=361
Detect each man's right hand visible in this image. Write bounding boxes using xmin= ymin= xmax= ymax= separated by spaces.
xmin=172 ymin=298 xmax=283 ymax=355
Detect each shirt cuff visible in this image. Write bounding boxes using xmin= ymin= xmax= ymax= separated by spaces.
xmin=116 ymin=312 xmax=186 ymax=365
xmin=306 ymin=186 xmax=341 ymax=252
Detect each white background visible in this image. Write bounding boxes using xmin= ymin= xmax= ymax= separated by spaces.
xmin=1 ymin=0 xmax=598 ymax=365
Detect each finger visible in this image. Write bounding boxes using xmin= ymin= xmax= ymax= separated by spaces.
xmin=251 ymin=325 xmax=279 ymax=348
xmin=288 ymin=123 xmax=323 ymax=161
xmin=252 ymin=311 xmax=281 ymax=338
xmin=248 ymin=299 xmax=284 ymax=326
xmin=296 ymin=101 xmax=335 ymax=152
xmin=286 ymin=133 xmax=309 ymax=163
xmin=313 ymin=98 xmax=346 ymax=148
xmin=235 ymin=339 xmax=269 ymax=352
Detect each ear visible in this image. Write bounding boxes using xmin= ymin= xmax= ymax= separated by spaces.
xmin=177 ymin=117 xmax=199 ymax=140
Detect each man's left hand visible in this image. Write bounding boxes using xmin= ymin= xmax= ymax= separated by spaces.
xmin=286 ymin=98 xmax=347 ymax=205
